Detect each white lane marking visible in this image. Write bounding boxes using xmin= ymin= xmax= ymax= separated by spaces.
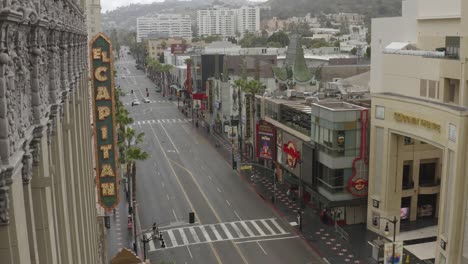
xmin=148 ymin=240 xmax=156 ymax=251
xmin=220 ymin=223 xmax=234 ymax=239
xmin=161 ymin=181 xmax=165 ymax=187
xmin=189 ymin=227 xmax=200 ymax=243
xmin=199 ymin=225 xmax=212 ymax=242
xmin=186 ymin=246 xmax=193 ymax=259
xmin=257 ymin=241 xmax=267 ymax=255
xmin=234 ymin=211 xmax=242 ymax=221
xmin=210 ymin=225 xmax=223 ymax=240
xmin=166 ymin=194 xmax=170 ymax=200
xmin=180 ymin=228 xmax=189 ymax=245
xmin=270 ymin=219 xmax=287 ymax=234
xmin=250 ymin=221 xmax=266 ymax=236
xmin=172 ymin=209 xmax=179 ymax=222
xmin=167 ymin=230 xmax=178 ymax=247
xmin=240 ymin=221 xmax=255 ymax=237
xmin=260 ymin=219 xmax=276 ymax=235
xmin=226 ymin=200 xmax=231 ymax=207
xmin=159 ymin=123 xmax=180 ymax=154
xmin=208 ymin=176 xmax=212 ymax=181
xmin=230 ymin=222 xmax=245 ymax=238
xmin=235 ymin=235 xmax=299 ymax=244
xmin=216 ymin=187 xmax=222 ymax=193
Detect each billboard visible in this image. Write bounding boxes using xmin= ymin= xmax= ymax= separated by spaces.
xmin=256 ymin=120 xmax=276 ymax=161
xmin=90 ymin=33 xmax=119 ymax=211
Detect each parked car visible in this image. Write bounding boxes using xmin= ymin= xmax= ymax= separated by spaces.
xmin=143 ymin=98 xmax=150 ymax=103
xmin=131 ymin=100 xmax=140 ymax=106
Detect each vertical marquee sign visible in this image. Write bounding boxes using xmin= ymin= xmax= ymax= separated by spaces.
xmin=90 ymin=33 xmax=119 ymax=210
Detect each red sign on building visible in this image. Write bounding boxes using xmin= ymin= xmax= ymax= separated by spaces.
xmin=171 ymin=44 xmax=187 ymax=54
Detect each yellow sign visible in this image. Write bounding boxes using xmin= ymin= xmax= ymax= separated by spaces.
xmin=394 ymin=112 xmax=441 ymax=133
xmin=240 ymin=165 xmax=252 ymax=170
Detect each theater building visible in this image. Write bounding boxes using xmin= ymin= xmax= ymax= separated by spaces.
xmin=368 ymin=0 xmax=468 ymax=262
xmin=0 ymin=1 xmax=106 ymax=263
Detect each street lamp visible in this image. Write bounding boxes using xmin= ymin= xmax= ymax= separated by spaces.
xmin=230 ymin=115 xmax=237 ymax=170
xmin=381 ymin=216 xmax=399 ymax=264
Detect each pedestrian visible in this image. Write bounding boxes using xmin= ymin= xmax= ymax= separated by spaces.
xmin=286 ymin=189 xmax=291 ymax=199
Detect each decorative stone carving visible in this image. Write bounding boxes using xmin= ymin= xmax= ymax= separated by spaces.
xmin=22 ymin=143 xmax=33 ymax=184
xmin=31 ymin=125 xmax=43 ymax=165
xmin=0 ymin=166 xmax=13 ymax=225
xmin=47 ymin=104 xmax=58 ymax=144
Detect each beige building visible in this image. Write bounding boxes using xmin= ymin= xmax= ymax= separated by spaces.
xmin=146 ymin=37 xmax=185 ymax=61
xmin=369 ymin=0 xmax=468 ymax=263
xmin=0 ymin=1 xmax=106 ymax=263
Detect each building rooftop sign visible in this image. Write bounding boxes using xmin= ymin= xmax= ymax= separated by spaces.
xmin=90 ymin=33 xmax=119 ymax=211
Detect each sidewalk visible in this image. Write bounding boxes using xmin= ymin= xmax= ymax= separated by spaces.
xmin=107 ymin=177 xmax=134 ymax=259
xmin=197 ymin=126 xmax=431 ymax=264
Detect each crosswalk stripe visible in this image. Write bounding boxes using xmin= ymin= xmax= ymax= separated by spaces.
xmin=178 ymin=119 xmax=182 ymax=122
xmin=250 ymin=221 xmax=266 ymax=236
xmin=189 ymin=227 xmax=200 ymax=243
xmin=148 ymin=239 xmax=156 ymax=251
xmin=172 ymin=119 xmax=176 ymax=122
xmin=151 ymin=120 xmax=156 ymax=123
xmin=260 ymin=219 xmax=276 ymax=235
xmin=210 ymin=225 xmax=223 ymax=240
xmin=239 ymin=221 xmax=255 ymax=237
xmin=157 ymin=120 xmax=161 ymax=123
xmin=220 ymin=223 xmax=234 ymax=239
xmin=199 ymin=225 xmax=212 ymax=242
xmin=269 ymin=219 xmax=287 ymax=234
xmin=230 ymin=222 xmax=245 ymax=238
xmin=167 ymin=230 xmax=178 ymax=247
xmin=179 ymin=228 xmax=189 ymax=245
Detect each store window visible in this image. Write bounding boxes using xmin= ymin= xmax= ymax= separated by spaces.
xmin=318 ymin=164 xmax=344 ymax=193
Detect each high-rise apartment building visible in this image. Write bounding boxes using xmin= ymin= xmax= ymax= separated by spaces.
xmin=197 ymin=6 xmax=260 ymax=38
xmin=197 ymin=6 xmax=237 ymax=37
xmin=236 ymin=6 xmax=260 ymax=36
xmin=137 ymin=14 xmax=192 ymax=42
xmin=368 ymin=0 xmax=468 ymax=263
xmin=0 ymin=0 xmax=106 ymax=264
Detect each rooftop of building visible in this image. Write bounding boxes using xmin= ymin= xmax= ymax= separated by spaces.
xmin=311 ymin=101 xmax=367 ymax=111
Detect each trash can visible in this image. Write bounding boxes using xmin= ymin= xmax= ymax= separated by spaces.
xmin=369 ymin=238 xmax=386 ymax=263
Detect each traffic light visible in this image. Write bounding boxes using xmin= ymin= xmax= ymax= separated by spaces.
xmin=189 ymin=212 xmax=195 ymax=224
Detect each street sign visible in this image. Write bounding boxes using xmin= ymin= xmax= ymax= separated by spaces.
xmin=240 ymin=165 xmax=252 ymax=170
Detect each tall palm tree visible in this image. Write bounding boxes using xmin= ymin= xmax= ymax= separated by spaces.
xmin=242 ymin=80 xmax=264 ymax=139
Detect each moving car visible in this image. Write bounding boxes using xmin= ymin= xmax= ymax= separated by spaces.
xmin=143 ymin=98 xmax=150 ymax=103
xmin=131 ymin=100 xmax=140 ymax=106
xmin=155 ymin=87 xmax=161 ymax=93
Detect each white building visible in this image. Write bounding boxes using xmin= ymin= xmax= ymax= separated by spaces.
xmin=197 ymin=6 xmax=237 ymax=37
xmin=236 ymin=6 xmax=260 ymax=37
xmin=137 ymin=14 xmax=192 ymax=42
xmin=197 ymin=6 xmax=260 ymax=38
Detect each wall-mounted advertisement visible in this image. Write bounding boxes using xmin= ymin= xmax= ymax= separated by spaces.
xmin=90 ymin=33 xmax=119 ymax=211
xmin=256 ymin=120 xmax=276 ymax=161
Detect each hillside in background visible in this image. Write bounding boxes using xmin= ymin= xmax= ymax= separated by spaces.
xmin=262 ymin=0 xmax=402 ymax=19
xmin=102 ymin=0 xmax=402 ymax=32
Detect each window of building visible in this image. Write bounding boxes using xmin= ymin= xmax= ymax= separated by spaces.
xmin=445 ymin=78 xmax=459 ymax=104
xmin=318 ymin=164 xmax=344 ymax=193
xmin=419 ymin=160 xmax=437 ymax=186
xmin=402 ymin=161 xmax=413 ymax=190
xmin=445 ymin=36 xmax=460 ymax=59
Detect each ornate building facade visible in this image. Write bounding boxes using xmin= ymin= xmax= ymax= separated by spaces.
xmin=0 ymin=0 xmax=105 ymax=263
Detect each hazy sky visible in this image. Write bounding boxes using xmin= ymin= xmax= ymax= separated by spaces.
xmin=101 ymin=0 xmax=267 ymax=13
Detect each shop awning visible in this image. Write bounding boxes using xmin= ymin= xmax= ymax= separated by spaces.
xmin=310 ymin=188 xmax=367 ymax=208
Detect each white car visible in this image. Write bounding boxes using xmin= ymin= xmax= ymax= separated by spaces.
xmin=143 ymin=98 xmax=150 ymax=103
xmin=131 ymin=100 xmax=140 ymax=106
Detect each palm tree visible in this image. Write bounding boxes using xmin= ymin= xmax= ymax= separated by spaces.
xmin=242 ymin=80 xmax=264 ymax=139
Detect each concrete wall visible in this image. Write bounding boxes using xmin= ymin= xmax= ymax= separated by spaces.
xmin=315 ymin=65 xmax=370 ymax=82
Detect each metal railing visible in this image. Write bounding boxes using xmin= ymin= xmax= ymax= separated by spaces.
xmin=335 ymin=221 xmax=350 ymax=241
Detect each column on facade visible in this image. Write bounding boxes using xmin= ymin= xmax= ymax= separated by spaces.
xmin=48 ymin=108 xmax=74 ymax=264
xmin=62 ymin=95 xmax=82 ymax=263
xmin=30 ymin=126 xmax=58 ymax=264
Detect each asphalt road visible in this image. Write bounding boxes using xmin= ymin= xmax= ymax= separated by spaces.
xmin=114 ymin=50 xmax=325 ymax=264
